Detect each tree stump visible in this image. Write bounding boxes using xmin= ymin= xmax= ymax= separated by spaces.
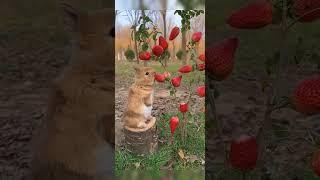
xmin=123 ymin=117 xmax=158 ymax=156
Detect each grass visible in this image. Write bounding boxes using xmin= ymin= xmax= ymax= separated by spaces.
xmin=115 ymin=112 xmax=205 ymax=178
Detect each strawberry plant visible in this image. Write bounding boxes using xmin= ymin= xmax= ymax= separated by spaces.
xmin=207 ymin=0 xmax=320 ymax=178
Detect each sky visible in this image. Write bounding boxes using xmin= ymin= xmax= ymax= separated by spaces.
xmin=116 ymin=10 xmax=182 ymax=27
xmin=115 ymin=0 xmax=184 ymax=10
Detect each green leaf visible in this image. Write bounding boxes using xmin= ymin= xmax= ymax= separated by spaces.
xmin=142 ymin=43 xmax=149 ymax=51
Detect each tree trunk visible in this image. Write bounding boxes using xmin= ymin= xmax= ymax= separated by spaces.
xmin=161 ymin=0 xmax=168 ymax=66
xmin=124 ymin=117 xmax=158 ymax=156
xmin=181 ymin=30 xmax=187 ymax=65
xmin=133 ymin=28 xmax=139 ymax=64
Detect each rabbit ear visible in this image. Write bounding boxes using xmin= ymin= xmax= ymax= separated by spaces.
xmin=60 ymin=1 xmax=80 ymax=33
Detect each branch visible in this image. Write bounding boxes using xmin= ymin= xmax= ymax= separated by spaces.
xmin=286 ymin=7 xmax=320 ymax=31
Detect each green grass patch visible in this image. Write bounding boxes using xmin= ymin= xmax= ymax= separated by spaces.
xmin=115 ymin=112 xmax=205 ymax=177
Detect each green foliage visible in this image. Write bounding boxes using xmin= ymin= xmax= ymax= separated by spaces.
xmin=176 ymin=50 xmax=184 ymax=60
xmin=115 ymin=112 xmax=205 ymax=176
xmin=124 ymin=48 xmax=135 ymax=61
xmin=174 ymin=10 xmax=204 ymax=32
xmin=177 ymin=0 xmax=205 ymax=10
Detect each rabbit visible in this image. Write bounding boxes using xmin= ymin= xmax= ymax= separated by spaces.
xmin=123 ymin=65 xmax=156 ymax=129
xmin=25 ymin=2 xmax=115 ymax=180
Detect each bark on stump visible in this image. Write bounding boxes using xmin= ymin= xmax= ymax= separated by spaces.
xmin=123 ymin=117 xmax=158 ymax=156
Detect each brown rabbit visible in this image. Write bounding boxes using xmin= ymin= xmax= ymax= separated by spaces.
xmin=25 ymin=2 xmax=115 ymax=180
xmin=123 ymin=65 xmax=156 ymax=129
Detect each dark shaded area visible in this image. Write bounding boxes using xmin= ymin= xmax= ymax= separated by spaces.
xmin=0 ymin=0 xmax=114 ymax=179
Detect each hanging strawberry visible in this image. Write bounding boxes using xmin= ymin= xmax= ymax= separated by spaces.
xmin=199 ymin=53 xmax=205 ymax=62
xmin=169 ymin=26 xmax=180 ymax=41
xmin=291 ymin=76 xmax=320 ymax=115
xmin=159 ymin=36 xmax=168 ymax=50
xmin=170 ymin=116 xmax=179 ymax=135
xmin=178 ymin=65 xmax=193 ymax=73
xmin=179 ymin=103 xmax=188 ymax=113
xmin=293 ymin=0 xmax=320 ymax=22
xmin=197 ymin=86 xmax=205 ymax=97
xmin=139 ymin=51 xmax=151 ymax=61
xmin=198 ymin=63 xmax=205 ymax=71
xmin=191 ymin=32 xmax=202 ymax=42
xmin=227 ymin=0 xmax=273 ymax=29
xmin=229 ymin=135 xmax=258 ymax=171
xmin=312 ymin=150 xmax=320 ymax=176
xmin=154 ymin=73 xmax=166 ymax=82
xmin=171 ymin=76 xmax=182 ymax=87
xmin=152 ymin=45 xmax=164 ymax=57
xmin=206 ymin=37 xmax=239 ymax=81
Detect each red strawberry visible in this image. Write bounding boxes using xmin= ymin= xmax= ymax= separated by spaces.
xmin=206 ymin=37 xmax=239 ymax=81
xmin=171 ymin=76 xmax=182 ymax=87
xmin=159 ymin=36 xmax=168 ymax=50
xmin=293 ymin=0 xmax=320 ymax=22
xmin=179 ymin=103 xmax=188 ymax=113
xmin=170 ymin=116 xmax=179 ymax=134
xmin=291 ymin=76 xmax=320 ymax=115
xmin=312 ymin=150 xmax=320 ymax=176
xmin=198 ymin=63 xmax=205 ymax=71
xmin=178 ymin=65 xmax=193 ymax=73
xmin=197 ymin=86 xmax=205 ymax=97
xmin=139 ymin=51 xmax=151 ymax=61
xmin=152 ymin=45 xmax=164 ymax=57
xmin=227 ymin=0 xmax=273 ymax=29
xmin=163 ymin=71 xmax=171 ymax=79
xmin=230 ymin=135 xmax=258 ymax=171
xmin=192 ymin=32 xmax=202 ymax=42
xmin=199 ymin=53 xmax=205 ymax=62
xmin=169 ymin=26 xmax=180 ymax=41
xmin=154 ymin=73 xmax=166 ymax=82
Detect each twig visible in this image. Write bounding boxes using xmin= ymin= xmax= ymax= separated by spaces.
xmin=286 ymin=7 xmax=320 ymax=32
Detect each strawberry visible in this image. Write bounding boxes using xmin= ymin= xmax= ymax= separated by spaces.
xmin=230 ymin=135 xmax=258 ymax=171
xmin=197 ymin=86 xmax=205 ymax=97
xmin=293 ymin=0 xmax=320 ymax=22
xmin=139 ymin=51 xmax=151 ymax=61
xmin=206 ymin=37 xmax=239 ymax=81
xmin=312 ymin=150 xmax=320 ymax=176
xmin=198 ymin=63 xmax=205 ymax=71
xmin=178 ymin=65 xmax=193 ymax=73
xmin=179 ymin=103 xmax=188 ymax=113
xmin=159 ymin=36 xmax=168 ymax=50
xmin=227 ymin=0 xmax=273 ymax=29
xmin=171 ymin=76 xmax=182 ymax=87
xmin=163 ymin=71 xmax=171 ymax=79
xmin=291 ymin=76 xmax=320 ymax=115
xmin=199 ymin=53 xmax=205 ymax=62
xmin=192 ymin=32 xmax=202 ymax=42
xmin=170 ymin=116 xmax=179 ymax=135
xmin=154 ymin=73 xmax=166 ymax=82
xmin=152 ymin=45 xmax=164 ymax=57
xmin=169 ymin=26 xmax=180 ymax=41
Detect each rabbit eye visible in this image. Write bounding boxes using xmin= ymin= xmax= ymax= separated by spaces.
xmin=145 ymin=72 xmax=149 ymax=75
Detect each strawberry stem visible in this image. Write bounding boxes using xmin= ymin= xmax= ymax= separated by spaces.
xmin=286 ymin=7 xmax=320 ymax=32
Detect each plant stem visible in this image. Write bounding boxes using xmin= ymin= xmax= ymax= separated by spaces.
xmin=242 ymin=172 xmax=246 ymax=180
xmin=256 ymin=0 xmax=289 ymax=179
xmin=286 ymin=7 xmax=320 ymax=32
